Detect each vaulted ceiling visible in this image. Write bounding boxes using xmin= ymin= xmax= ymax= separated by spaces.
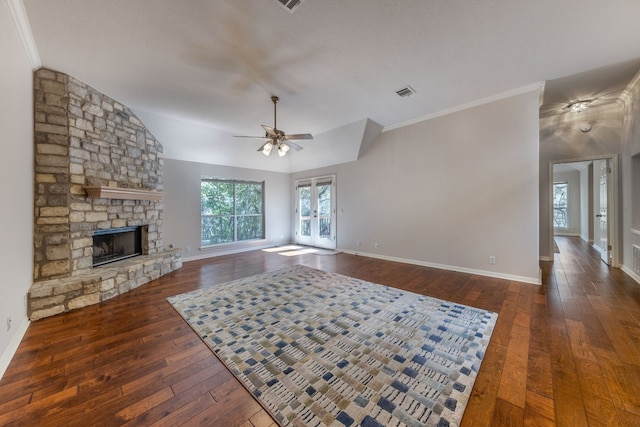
xmin=21 ymin=1 xmax=640 ymax=152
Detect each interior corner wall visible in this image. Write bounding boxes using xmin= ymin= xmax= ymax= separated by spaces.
xmin=0 ymin=1 xmax=34 ymax=373
xmin=292 ymin=91 xmax=541 ymax=283
xmin=539 ymin=105 xmax=623 ymax=260
xmin=621 ymin=76 xmax=640 ymax=273
xmin=162 ymin=159 xmax=291 ymax=260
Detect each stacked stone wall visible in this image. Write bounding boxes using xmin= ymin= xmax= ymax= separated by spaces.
xmin=28 ymin=250 xmax=182 ymax=321
xmin=33 ymin=69 xmax=71 ymax=280
xmin=30 ymin=68 xmax=181 ymax=320
xmin=33 ymin=68 xmax=165 ymax=281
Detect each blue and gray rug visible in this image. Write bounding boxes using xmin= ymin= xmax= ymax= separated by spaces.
xmin=167 ymin=265 xmax=498 ymax=427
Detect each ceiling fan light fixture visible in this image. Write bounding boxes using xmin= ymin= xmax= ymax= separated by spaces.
xmin=262 ymin=142 xmax=273 ymax=156
xmin=277 ymin=143 xmax=289 ymax=156
xmin=234 ymin=95 xmax=313 ymax=158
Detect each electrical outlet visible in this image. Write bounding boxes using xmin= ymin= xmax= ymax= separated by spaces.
xmin=489 ymin=256 xmax=496 ymax=265
xmin=6 ymin=316 xmax=12 ymax=331
xmin=374 ymin=243 xmax=379 ymax=249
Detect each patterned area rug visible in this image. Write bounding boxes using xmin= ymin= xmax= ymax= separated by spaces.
xmin=167 ymin=265 xmax=498 ymax=427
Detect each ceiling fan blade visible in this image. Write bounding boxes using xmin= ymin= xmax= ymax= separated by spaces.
xmin=262 ymin=125 xmax=277 ymax=137
xmin=284 ymin=133 xmax=313 ymax=140
xmin=234 ymin=135 xmax=269 ymax=139
xmin=283 ymin=140 xmax=303 ymax=151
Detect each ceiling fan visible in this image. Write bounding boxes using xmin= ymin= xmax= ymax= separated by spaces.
xmin=234 ymin=96 xmax=313 ymax=156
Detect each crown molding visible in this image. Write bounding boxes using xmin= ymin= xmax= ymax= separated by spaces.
xmin=6 ymin=0 xmax=41 ymax=70
xmin=383 ymin=81 xmax=545 ymax=132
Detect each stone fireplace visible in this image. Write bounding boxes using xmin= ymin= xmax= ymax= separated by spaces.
xmin=27 ymin=68 xmax=182 ymax=320
xmin=92 ymin=226 xmax=142 ymax=267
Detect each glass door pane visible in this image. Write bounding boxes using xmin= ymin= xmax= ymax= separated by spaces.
xmin=295 ymin=176 xmax=336 ymax=249
xmin=299 ymin=185 xmax=311 ymax=237
xmin=317 ymin=183 xmax=331 ymax=239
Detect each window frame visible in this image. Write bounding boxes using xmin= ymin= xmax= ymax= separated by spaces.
xmin=553 ymin=181 xmax=569 ymax=229
xmin=200 ymin=178 xmax=265 ymax=247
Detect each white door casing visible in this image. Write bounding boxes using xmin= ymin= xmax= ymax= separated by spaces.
xmin=549 ymin=156 xmax=618 ymax=266
xmin=598 ymin=159 xmax=611 ymax=265
xmin=295 ymin=176 xmax=336 ymax=249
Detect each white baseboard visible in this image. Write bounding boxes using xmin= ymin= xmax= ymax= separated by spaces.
xmin=0 ymin=317 xmax=30 ymax=380
xmin=186 ymin=244 xmax=542 ymax=285
xmin=621 ymin=264 xmax=640 ymax=285
xmin=539 ymin=256 xmax=553 ymax=262
xmin=339 ymin=249 xmax=541 ymax=285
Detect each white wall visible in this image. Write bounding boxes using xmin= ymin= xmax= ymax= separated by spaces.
xmin=620 ymin=73 xmax=640 ymax=279
xmin=552 ymin=170 xmax=581 ymax=236
xmin=0 ymin=0 xmax=34 ymax=375
xmin=163 ymin=159 xmax=291 ymax=260
xmin=292 ymin=91 xmax=541 ymax=283
xmin=539 ymin=104 xmax=623 ymax=260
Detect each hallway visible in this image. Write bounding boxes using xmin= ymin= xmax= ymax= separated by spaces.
xmin=542 ymin=236 xmax=640 ymax=425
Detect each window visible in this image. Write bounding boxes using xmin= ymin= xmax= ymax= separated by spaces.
xmin=553 ymin=182 xmax=568 ymax=228
xmin=201 ymin=179 xmax=264 ymax=246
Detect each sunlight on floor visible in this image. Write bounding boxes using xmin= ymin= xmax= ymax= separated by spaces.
xmin=262 ymin=245 xmax=320 ymax=256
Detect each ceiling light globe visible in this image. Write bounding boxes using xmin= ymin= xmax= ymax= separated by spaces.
xmin=277 ymin=143 xmax=289 ymax=156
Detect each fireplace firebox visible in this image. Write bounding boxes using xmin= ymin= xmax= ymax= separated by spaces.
xmin=92 ymin=226 xmax=142 ymax=267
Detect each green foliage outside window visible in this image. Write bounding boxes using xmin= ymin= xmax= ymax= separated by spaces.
xmin=201 ymin=179 xmax=264 ymax=245
xmin=553 ymin=182 xmax=568 ymax=228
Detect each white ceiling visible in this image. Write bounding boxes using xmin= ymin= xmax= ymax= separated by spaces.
xmin=540 ymin=57 xmax=640 ymax=117
xmin=21 ymin=1 xmax=640 ymax=146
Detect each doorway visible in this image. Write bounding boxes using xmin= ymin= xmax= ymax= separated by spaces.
xmin=550 ymin=156 xmax=618 ymax=266
xmin=295 ymin=175 xmax=336 ymax=249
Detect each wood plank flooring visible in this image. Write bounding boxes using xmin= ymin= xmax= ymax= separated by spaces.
xmin=1 ymin=236 xmax=639 ymax=426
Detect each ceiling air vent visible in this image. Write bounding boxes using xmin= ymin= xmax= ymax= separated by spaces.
xmin=277 ymin=0 xmax=305 ymax=13
xmin=396 ymin=86 xmax=416 ymax=98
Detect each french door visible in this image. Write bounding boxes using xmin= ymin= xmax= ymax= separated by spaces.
xmin=295 ymin=176 xmax=336 ymax=249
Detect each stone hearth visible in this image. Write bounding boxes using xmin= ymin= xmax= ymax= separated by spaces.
xmin=28 ymin=68 xmax=182 ymax=320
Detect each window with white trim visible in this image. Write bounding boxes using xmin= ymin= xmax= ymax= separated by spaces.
xmin=200 ymin=178 xmax=264 ymax=246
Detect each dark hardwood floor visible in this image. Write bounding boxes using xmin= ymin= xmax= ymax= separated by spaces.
xmin=1 ymin=237 xmax=639 ymax=426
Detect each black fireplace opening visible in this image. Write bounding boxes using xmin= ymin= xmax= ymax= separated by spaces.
xmin=92 ymin=226 xmax=142 ymax=267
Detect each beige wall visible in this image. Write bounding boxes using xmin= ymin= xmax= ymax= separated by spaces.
xmin=0 ymin=1 xmax=34 ymax=372
xmin=621 ymin=74 xmax=640 ymax=276
xmin=163 ymin=159 xmax=291 ymax=260
xmin=161 ymin=90 xmax=541 ymax=283
xmin=292 ymin=90 xmax=541 ymax=283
